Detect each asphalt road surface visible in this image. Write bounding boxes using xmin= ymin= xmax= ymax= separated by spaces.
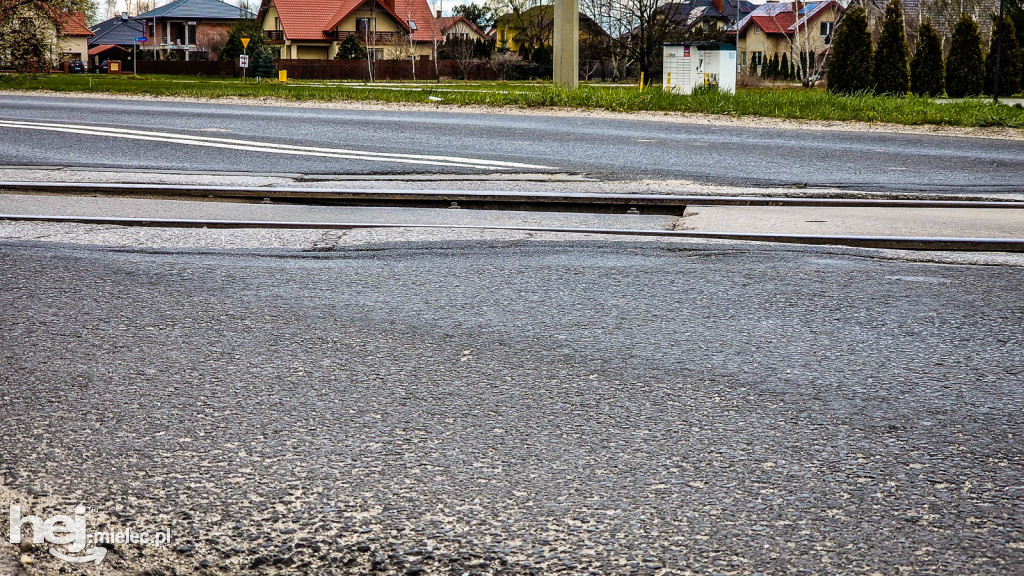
xmin=1 ymin=95 xmax=1023 ymax=194
xmin=1 ymin=239 xmax=1022 ymax=575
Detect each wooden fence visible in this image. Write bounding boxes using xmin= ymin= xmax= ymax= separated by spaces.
xmin=136 ymin=60 xmax=239 ymax=76
xmin=134 ymin=58 xmax=498 ymax=81
xmin=274 ymin=59 xmax=497 ymax=81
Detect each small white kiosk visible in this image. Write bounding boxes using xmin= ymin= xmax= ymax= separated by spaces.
xmin=663 ymin=42 xmax=737 ymax=94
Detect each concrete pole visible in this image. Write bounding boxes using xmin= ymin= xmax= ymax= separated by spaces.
xmin=553 ymin=0 xmax=579 ymax=88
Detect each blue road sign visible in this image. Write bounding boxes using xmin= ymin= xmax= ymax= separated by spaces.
xmin=135 ymin=37 xmax=148 ymax=42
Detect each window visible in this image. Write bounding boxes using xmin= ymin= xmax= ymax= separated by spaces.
xmin=754 ymin=25 xmax=760 ymax=34
xmin=356 ymin=18 xmax=373 ymax=34
xmin=741 ymin=51 xmax=747 ymax=65
xmin=820 ymin=21 xmax=833 ymax=37
xmin=408 ymin=20 xmax=417 ymax=31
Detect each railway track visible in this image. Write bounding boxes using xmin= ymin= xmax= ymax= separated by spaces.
xmin=2 ymin=182 xmax=1023 ymax=214
xmin=2 ymin=214 xmax=1022 ymax=253
xmin=1 ymin=182 xmax=1022 ymax=252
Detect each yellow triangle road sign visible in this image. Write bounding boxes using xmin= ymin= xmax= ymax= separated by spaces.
xmin=241 ymin=37 xmax=250 ymax=49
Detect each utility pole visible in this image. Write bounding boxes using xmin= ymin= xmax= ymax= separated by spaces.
xmin=993 ymin=0 xmax=1005 ymax=103
xmin=553 ymin=0 xmax=579 ymax=88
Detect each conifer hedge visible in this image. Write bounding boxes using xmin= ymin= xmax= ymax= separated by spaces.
xmin=911 ymin=19 xmax=945 ymax=96
xmin=827 ymin=7 xmax=873 ymax=94
xmin=873 ymin=0 xmax=910 ymax=95
xmin=945 ymin=15 xmax=985 ymax=97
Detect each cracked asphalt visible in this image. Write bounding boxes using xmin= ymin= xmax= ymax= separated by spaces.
xmin=1 ymin=238 xmax=1022 ymax=575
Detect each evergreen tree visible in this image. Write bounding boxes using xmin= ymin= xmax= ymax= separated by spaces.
xmin=770 ymin=53 xmax=781 ymax=79
xmin=984 ymin=17 xmax=1022 ymax=96
xmin=827 ymin=7 xmax=874 ymax=94
xmin=911 ymin=20 xmax=944 ymax=96
xmin=781 ymin=53 xmax=791 ymax=80
xmin=945 ymin=15 xmax=984 ymax=97
xmin=873 ymin=0 xmax=910 ymax=94
xmin=250 ymin=48 xmax=276 ymax=79
xmin=223 ymin=19 xmax=266 ymax=62
xmin=335 ymin=34 xmax=367 ymax=59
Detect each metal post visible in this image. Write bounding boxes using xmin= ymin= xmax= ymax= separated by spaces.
xmin=736 ymin=0 xmax=741 ymax=88
xmin=553 ymin=0 xmax=579 ymax=88
xmin=133 ymin=41 xmax=137 ymax=74
xmin=994 ymin=0 xmax=1005 ymax=103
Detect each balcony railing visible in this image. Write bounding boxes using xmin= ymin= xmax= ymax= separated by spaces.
xmin=264 ymin=30 xmax=284 ymax=43
xmin=329 ymin=30 xmax=399 ymax=43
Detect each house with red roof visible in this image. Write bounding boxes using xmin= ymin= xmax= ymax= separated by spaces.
xmin=736 ymin=1 xmax=842 ymax=75
xmin=257 ymin=0 xmax=438 ymax=60
xmin=54 ymin=10 xmax=93 ymax=68
xmin=436 ymin=14 xmax=487 ymax=43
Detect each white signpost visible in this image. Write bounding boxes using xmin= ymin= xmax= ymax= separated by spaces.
xmin=240 ymin=37 xmax=250 ymax=83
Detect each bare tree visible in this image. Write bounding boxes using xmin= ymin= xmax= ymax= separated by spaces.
xmin=448 ymin=37 xmax=479 ymax=78
xmin=196 ymin=27 xmax=229 ymax=60
xmin=385 ymin=30 xmax=413 ymax=60
xmin=925 ymin=0 xmax=998 ymax=47
xmin=606 ymin=0 xmax=685 ymax=82
xmin=123 ymin=0 xmax=154 ymax=16
xmin=490 ymin=49 xmax=522 ymax=79
xmin=430 ymin=0 xmax=442 ymax=81
xmin=498 ymin=0 xmax=553 ymax=56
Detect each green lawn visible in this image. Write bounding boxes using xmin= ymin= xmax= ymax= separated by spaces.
xmin=2 ymin=73 xmax=1023 ymax=128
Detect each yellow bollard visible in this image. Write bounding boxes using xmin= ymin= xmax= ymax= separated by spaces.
xmin=666 ymin=72 xmax=671 ymax=92
xmin=639 ymin=71 xmax=644 ymax=91
xmin=278 ymin=70 xmax=287 ymax=83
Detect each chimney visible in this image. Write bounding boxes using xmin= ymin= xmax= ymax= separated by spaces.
xmin=712 ymin=0 xmax=724 ymax=14
xmin=436 ymin=10 xmax=442 ymax=18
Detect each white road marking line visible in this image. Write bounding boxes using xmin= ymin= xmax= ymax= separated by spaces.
xmin=0 ymin=120 xmax=554 ymax=171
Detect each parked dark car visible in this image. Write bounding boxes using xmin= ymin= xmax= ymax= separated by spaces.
xmin=68 ymin=60 xmax=85 ymax=73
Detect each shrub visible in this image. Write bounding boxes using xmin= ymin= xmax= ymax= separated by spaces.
xmin=984 ymin=17 xmax=1022 ymax=96
xmin=873 ymin=0 xmax=910 ymax=95
xmin=945 ymin=15 xmax=984 ymax=97
xmin=530 ymin=45 xmax=552 ymax=68
xmin=335 ymin=34 xmax=367 ymax=60
xmin=911 ymin=19 xmax=944 ymax=96
xmin=828 ymin=7 xmax=873 ymax=94
xmin=250 ymin=48 xmax=276 ymax=79
xmin=781 ymin=53 xmax=791 ymax=80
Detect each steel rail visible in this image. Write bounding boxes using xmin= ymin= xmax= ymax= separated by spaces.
xmin=3 ymin=214 xmax=1022 ymax=252
xmin=1 ymin=182 xmax=1022 ymax=214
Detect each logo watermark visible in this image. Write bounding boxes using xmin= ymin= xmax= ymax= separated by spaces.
xmin=9 ymin=505 xmax=171 ymax=565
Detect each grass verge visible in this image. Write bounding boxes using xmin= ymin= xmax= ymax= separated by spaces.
xmin=2 ymin=73 xmax=1023 ymax=128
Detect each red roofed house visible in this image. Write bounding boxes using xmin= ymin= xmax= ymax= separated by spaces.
xmin=436 ymin=14 xmax=486 ymax=42
xmin=54 ymin=10 xmax=92 ymax=67
xmin=736 ymin=1 xmax=841 ymax=75
xmin=258 ymin=0 xmax=438 ymax=60
xmin=0 ymin=1 xmax=93 ymax=70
